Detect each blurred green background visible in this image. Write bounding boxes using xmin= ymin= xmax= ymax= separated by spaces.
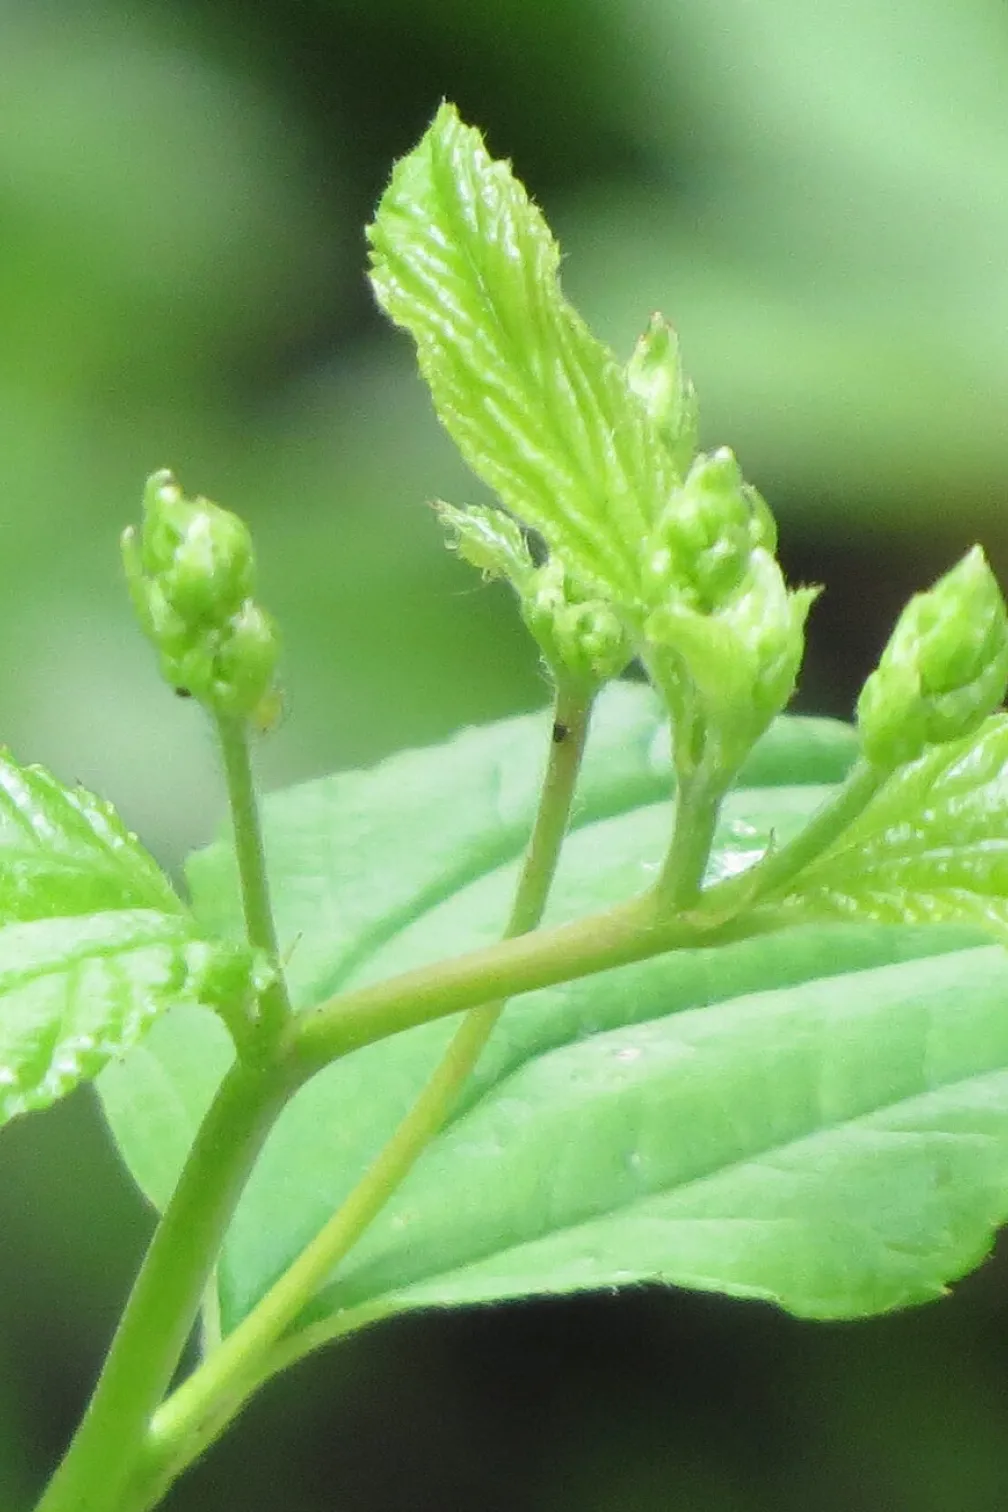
xmin=2 ymin=0 xmax=1008 ymax=1507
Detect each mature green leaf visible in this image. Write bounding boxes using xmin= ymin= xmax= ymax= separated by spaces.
xmin=0 ymin=911 xmax=237 ymax=1128
xmin=300 ymin=942 xmax=1008 ymax=1324
xmin=0 ymin=752 xmax=181 ymax=923
xmin=774 ymin=715 xmax=1008 ymax=934
xmin=367 ymin=104 xmax=676 ymax=598
xmin=99 ymin=681 xmax=1008 ymax=1340
xmin=185 ymin=682 xmax=858 ymax=1009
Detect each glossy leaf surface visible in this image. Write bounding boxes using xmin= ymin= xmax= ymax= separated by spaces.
xmin=0 ymin=753 xmax=181 ymax=923
xmin=0 ymin=911 xmax=232 ymax=1128
xmin=776 ymin=715 xmax=1008 ymax=935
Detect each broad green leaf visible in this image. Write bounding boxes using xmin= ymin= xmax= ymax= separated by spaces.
xmin=366 ymin=104 xmax=676 ymax=598
xmin=0 ymin=753 xmax=181 ymax=923
xmin=774 ymin=715 xmax=1008 ymax=935
xmin=302 ymin=942 xmax=1008 ymax=1324
xmin=185 ymin=682 xmax=859 ymax=1009
xmin=0 ymin=911 xmax=236 ymax=1128
xmin=105 ymin=684 xmax=857 ymax=1209
xmin=213 ymin=804 xmax=987 ymax=1331
xmin=98 ymin=682 xmax=1006 ymax=1340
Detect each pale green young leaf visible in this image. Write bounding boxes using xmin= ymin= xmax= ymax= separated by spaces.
xmin=0 ymin=911 xmax=243 ymax=1129
xmin=769 ymin=714 xmax=1008 ymax=935
xmin=0 ymin=753 xmax=182 ymax=923
xmin=367 ymin=103 xmax=676 ymax=599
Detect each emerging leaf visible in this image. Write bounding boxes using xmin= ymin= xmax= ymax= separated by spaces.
xmin=370 ymin=105 xmax=815 ymax=784
xmin=625 ymin=313 xmax=699 ymax=479
xmin=367 ymin=104 xmax=677 ymax=600
xmin=767 ymin=714 xmax=1008 ymax=937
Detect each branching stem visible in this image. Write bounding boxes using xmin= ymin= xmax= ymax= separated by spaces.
xmin=131 ymin=685 xmax=594 ymax=1501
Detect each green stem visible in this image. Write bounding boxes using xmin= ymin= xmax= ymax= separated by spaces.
xmin=286 ymin=891 xmax=668 ymax=1075
xmin=36 ymin=714 xmax=298 ymax=1512
xmin=132 ymin=687 xmax=594 ymax=1502
xmin=214 ymin=713 xmax=291 ymax=1041
xmin=698 ymin=758 xmax=886 ymax=918
xmin=34 ymin=1059 xmax=292 ymax=1512
xmin=653 ymin=772 xmax=725 ymax=912
xmin=281 ymin=763 xmax=889 ymax=1080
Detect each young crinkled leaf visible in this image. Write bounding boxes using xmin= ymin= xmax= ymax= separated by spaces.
xmin=0 ymin=751 xmax=182 ymax=922
xmin=0 ymin=912 xmax=248 ymax=1128
xmin=764 ymin=714 xmax=1008 ymax=936
xmin=0 ymin=752 xmax=248 ymax=1131
xmin=367 ymin=104 xmax=678 ymax=600
xmin=372 ymin=108 xmax=816 ymax=781
xmin=435 ymin=502 xmax=631 ymax=691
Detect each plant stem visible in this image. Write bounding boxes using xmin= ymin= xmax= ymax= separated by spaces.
xmin=133 ymin=687 xmax=594 ymax=1501
xmin=280 ymin=764 xmax=890 ymax=1079
xmin=700 ymin=758 xmax=887 ymax=915
xmin=36 ymin=713 xmax=297 ymax=1512
xmin=214 ymin=713 xmax=291 ymax=1041
xmin=34 ymin=1059 xmax=292 ymax=1512
xmin=653 ymin=772 xmax=725 ymax=912
xmin=285 ymin=891 xmax=683 ymax=1076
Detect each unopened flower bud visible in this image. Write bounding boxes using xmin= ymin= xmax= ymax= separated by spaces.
xmin=124 ymin=471 xmax=281 ymax=725
xmin=210 ymin=601 xmax=281 ymax=720
xmin=857 ymin=546 xmax=1008 ymax=769
xmin=646 ymin=549 xmax=817 ymax=776
xmin=641 ymin=448 xmax=777 ymax=611
xmin=436 ymin=500 xmax=629 ymax=690
xmin=523 ymin=559 xmax=631 ymax=689
xmin=137 ymin=470 xmax=255 ymax=625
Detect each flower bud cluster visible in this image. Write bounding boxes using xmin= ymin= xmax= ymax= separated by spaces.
xmin=857 ymin=545 xmax=1008 ymax=769
xmin=628 ymin=441 xmax=813 ymax=780
xmin=123 ymin=471 xmax=280 ymax=723
xmin=640 ymin=448 xmax=777 ymax=613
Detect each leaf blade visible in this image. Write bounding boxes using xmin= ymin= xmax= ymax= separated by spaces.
xmin=775 ymin=715 xmax=1008 ymax=935
xmin=367 ymin=104 xmax=676 ymax=596
xmin=0 ymin=752 xmax=181 ymax=924
xmin=289 ymin=944 xmax=1008 ymax=1325
xmin=0 ymin=911 xmax=236 ymax=1129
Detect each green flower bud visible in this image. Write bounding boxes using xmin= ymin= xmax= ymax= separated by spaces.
xmin=124 ymin=470 xmax=281 ymax=724
xmin=136 ymin=470 xmax=255 ymax=625
xmin=640 ymin=448 xmax=777 ymax=612
xmin=625 ymin=313 xmax=699 ymax=478
xmin=645 ymin=549 xmax=817 ymax=777
xmin=436 ymin=500 xmax=630 ymax=690
xmin=210 ymin=601 xmax=281 ymax=720
xmin=857 ymin=545 xmax=1008 ymax=770
xmin=522 ymin=559 xmax=631 ymax=690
